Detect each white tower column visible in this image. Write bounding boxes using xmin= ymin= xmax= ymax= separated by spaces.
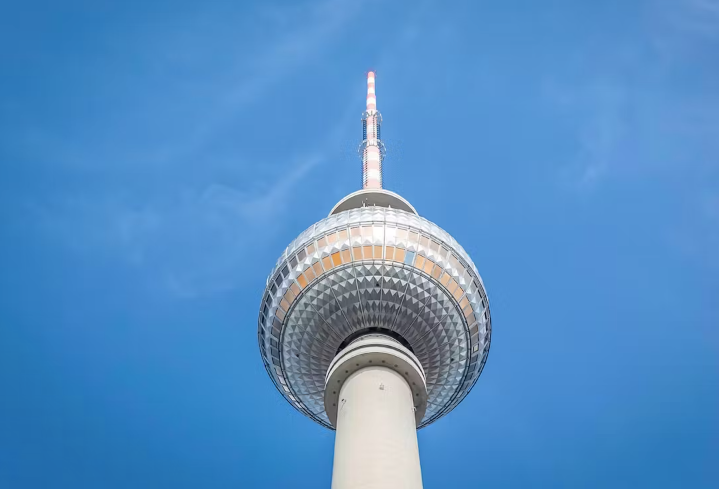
xmin=324 ymin=335 xmax=428 ymax=489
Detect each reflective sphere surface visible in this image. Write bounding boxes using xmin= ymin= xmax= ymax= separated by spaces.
xmin=258 ymin=206 xmax=491 ymax=429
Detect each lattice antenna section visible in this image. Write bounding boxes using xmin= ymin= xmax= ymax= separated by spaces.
xmin=360 ymin=71 xmax=386 ymax=189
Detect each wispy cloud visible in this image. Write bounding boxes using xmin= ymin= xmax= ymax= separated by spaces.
xmin=543 ymin=0 xmax=719 ymax=191
xmin=32 ymin=154 xmax=322 ymax=298
xmin=8 ymin=0 xmax=374 ymax=171
xmin=651 ymin=0 xmax=719 ymax=43
xmin=21 ymin=0 xmax=438 ymax=298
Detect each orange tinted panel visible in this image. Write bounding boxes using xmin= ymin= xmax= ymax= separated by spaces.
xmin=374 ymin=246 xmax=382 ymax=258
xmin=446 ymin=277 xmax=458 ymax=293
xmin=341 ymin=249 xmax=351 ymax=263
xmin=322 ymin=256 xmax=332 ymax=270
xmin=283 ymin=288 xmax=295 ymax=303
xmin=312 ymin=262 xmax=323 ymax=277
xmin=452 ymin=284 xmax=464 ymax=301
xmin=331 ymin=252 xmax=342 ymax=266
xmin=362 ymin=246 xmax=372 ymax=259
xmin=317 ymin=237 xmax=327 ymax=248
xmin=385 ymin=246 xmax=396 ymax=260
xmin=460 ymin=296 xmax=470 ymax=310
xmin=424 ymin=259 xmax=435 ymax=274
xmin=297 ymin=274 xmax=308 ymax=288
xmin=290 ymin=283 xmax=300 ymax=297
xmin=431 ymin=265 xmax=442 ymax=280
xmin=352 ymin=246 xmax=363 ymax=259
xmin=394 ymin=248 xmax=406 ymax=262
xmin=280 ymin=299 xmax=291 ymax=311
xmin=276 ymin=307 xmax=286 ymax=321
xmin=306 ymin=243 xmax=315 ymax=255
xmin=440 ymin=272 xmax=451 ymax=286
xmin=338 ymin=229 xmax=349 ymax=240
xmin=327 ymin=233 xmax=337 ymax=245
xmin=415 ymin=255 xmax=426 ymax=269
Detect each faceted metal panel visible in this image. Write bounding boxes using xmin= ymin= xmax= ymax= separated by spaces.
xmin=258 ymin=206 xmax=492 ymax=429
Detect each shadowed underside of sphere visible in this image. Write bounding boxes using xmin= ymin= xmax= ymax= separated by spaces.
xmin=258 ymin=205 xmax=491 ymax=429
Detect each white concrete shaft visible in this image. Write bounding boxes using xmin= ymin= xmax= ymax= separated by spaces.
xmin=331 ymin=366 xmax=423 ymax=489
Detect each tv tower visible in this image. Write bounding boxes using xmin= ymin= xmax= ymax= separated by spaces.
xmin=258 ymin=72 xmax=492 ymax=489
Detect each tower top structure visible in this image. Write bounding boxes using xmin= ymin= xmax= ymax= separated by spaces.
xmin=257 ymin=72 xmax=492 ymax=431
xmin=360 ymin=71 xmax=385 ymax=189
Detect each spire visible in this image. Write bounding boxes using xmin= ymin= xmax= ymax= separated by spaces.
xmin=360 ymin=71 xmax=385 ymax=189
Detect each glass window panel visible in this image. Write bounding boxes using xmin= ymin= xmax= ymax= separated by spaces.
xmin=289 ymin=256 xmax=298 ymax=269
xmin=312 ymin=262 xmax=323 ymax=277
xmin=397 ymin=228 xmax=408 ymax=241
xmin=431 ymin=264 xmax=442 ymax=280
xmin=317 ymin=237 xmax=327 ymax=249
xmin=306 ymin=243 xmax=316 ymax=255
xmin=352 ymin=246 xmax=363 ymax=260
xmin=394 ymin=248 xmax=406 ymax=263
xmin=350 ymin=226 xmax=361 ymax=237
xmin=276 ymin=307 xmax=286 ymax=321
xmin=361 ymin=226 xmax=372 ymax=238
xmin=423 ymin=259 xmax=434 ymax=275
xmin=373 ymin=226 xmax=384 ymax=243
xmin=430 ymin=240 xmax=440 ymax=253
xmin=404 ymin=250 xmax=416 ymax=265
xmin=415 ymin=255 xmax=425 ymax=269
xmin=322 ymin=256 xmax=333 ymax=270
xmin=385 ymin=246 xmax=395 ymax=260
xmin=280 ymin=298 xmax=291 ymax=311
xmin=290 ymin=283 xmax=300 ymax=297
xmin=373 ymin=245 xmax=382 ymax=258
xmin=419 ymin=235 xmax=430 ymax=248
xmin=439 ymin=271 xmax=449 ymax=285
xmin=338 ymin=229 xmax=349 ymax=241
xmin=297 ymin=274 xmax=308 ymax=288
xmin=452 ymin=285 xmax=464 ymax=301
xmin=283 ymin=288 xmax=296 ymax=303
xmin=331 ymin=252 xmax=342 ymax=266
xmin=362 ymin=245 xmax=373 ymax=258
xmin=341 ymin=249 xmax=351 ymax=263
xmin=408 ymin=231 xmax=419 ymax=244
xmin=446 ymin=277 xmax=458 ymax=293
xmin=326 ymin=233 xmax=337 ymax=245
xmin=305 ymin=265 xmax=317 ymax=281
xmin=297 ymin=249 xmax=306 ymax=262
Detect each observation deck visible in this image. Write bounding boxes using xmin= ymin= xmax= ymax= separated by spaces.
xmin=257 ymin=195 xmax=492 ymax=429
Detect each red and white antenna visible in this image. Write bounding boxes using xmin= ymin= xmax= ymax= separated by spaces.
xmin=360 ymin=71 xmax=385 ymax=189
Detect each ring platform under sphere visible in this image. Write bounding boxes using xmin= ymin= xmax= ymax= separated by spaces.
xmin=258 ymin=197 xmax=492 ymax=429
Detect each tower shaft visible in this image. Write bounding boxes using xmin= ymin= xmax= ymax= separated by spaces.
xmin=331 ymin=368 xmax=423 ymax=489
xmin=325 ymin=335 xmax=427 ymax=489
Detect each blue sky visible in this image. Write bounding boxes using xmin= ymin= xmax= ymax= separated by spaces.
xmin=1 ymin=0 xmax=718 ymax=487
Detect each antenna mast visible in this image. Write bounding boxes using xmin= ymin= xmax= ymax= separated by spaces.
xmin=360 ymin=71 xmax=386 ymax=189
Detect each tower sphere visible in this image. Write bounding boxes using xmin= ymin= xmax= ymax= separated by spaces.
xmin=257 ymin=187 xmax=492 ymax=429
